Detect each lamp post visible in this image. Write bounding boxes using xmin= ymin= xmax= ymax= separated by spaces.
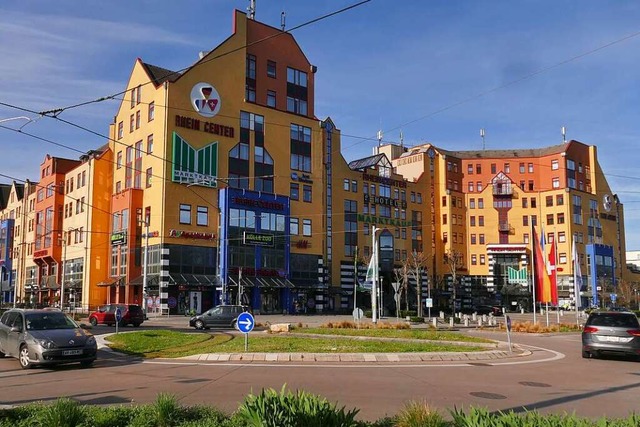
xmin=139 ymin=218 xmax=150 ymax=318
xmin=371 ymin=226 xmax=380 ymax=324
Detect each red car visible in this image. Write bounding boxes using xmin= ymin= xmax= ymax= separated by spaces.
xmin=88 ymin=304 xmax=144 ymax=327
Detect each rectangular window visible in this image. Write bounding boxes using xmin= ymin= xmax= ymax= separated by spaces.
xmin=351 ymin=180 xmax=357 ymax=192
xmin=559 ymin=253 xmax=567 ymax=264
xmin=469 ymin=198 xmax=475 ymax=209
xmin=478 ymin=216 xmax=484 ymax=226
xmin=476 ymin=181 xmax=482 ymax=192
xmin=531 ymin=198 xmax=537 ymax=208
xmin=476 ymin=164 xmax=481 ymax=174
xmin=145 ymin=168 xmax=152 ymax=188
xmin=522 ymin=197 xmax=528 ymax=208
xmin=519 ymin=162 xmax=525 ymax=173
xmin=303 ymin=185 xmax=312 ymax=203
xmin=547 ymin=214 xmax=554 ymax=226
xmin=557 ymin=212 xmax=565 ymax=224
xmin=546 ymin=196 xmax=553 ymax=207
xmin=117 ymin=151 xmax=122 ymax=169
xmin=523 ymin=215 xmax=529 ymax=226
xmin=479 ymin=234 xmax=485 ymax=245
xmin=197 ymin=206 xmax=208 ymax=226
xmin=524 ymin=233 xmax=530 ymax=244
xmin=286 ymin=96 xmax=307 ymax=115
xmin=552 ymin=177 xmax=560 ymax=188
xmin=302 ymin=219 xmax=312 ymax=236
xmin=147 ymin=134 xmax=153 ymax=154
xmin=117 ymin=121 xmax=124 ymax=139
xmin=551 ymin=159 xmax=559 ymax=170
xmin=471 ymin=234 xmax=477 ymax=245
xmin=471 ymin=255 xmax=477 ymax=265
xmin=528 ymin=163 xmax=534 ymax=173
xmin=290 ymin=218 xmax=299 ymax=235
xmin=468 ymin=182 xmax=474 ymax=192
xmin=267 ymin=60 xmax=277 ymax=78
xmin=179 ymin=204 xmax=191 ymax=224
xmin=290 ymin=183 xmax=299 ymax=200
xmin=343 ymin=179 xmax=350 ymax=191
xmin=478 ymin=198 xmax=484 ymax=208
xmin=504 ymin=163 xmax=510 ymax=173
xmin=480 ymin=255 xmax=486 ymax=265
xmin=558 ymin=231 xmax=566 ymax=243
xmin=135 ymin=110 xmax=141 ymax=129
xmin=468 ymin=164 xmax=473 ymax=174
xmin=267 ymin=90 xmax=276 ymax=107
xmin=246 ymin=54 xmax=256 ymax=79
xmin=491 ymin=163 xmax=496 ymax=174
xmin=528 ymin=180 xmax=534 ymax=191
xmin=129 ymin=114 xmax=134 ymax=132
xmin=470 ymin=216 xmax=476 ymax=227
xmin=287 ymin=67 xmax=308 ymax=87
xmin=148 ymin=102 xmax=155 ymax=121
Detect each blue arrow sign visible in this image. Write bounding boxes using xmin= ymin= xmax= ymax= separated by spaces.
xmin=115 ymin=307 xmax=122 ymax=323
xmin=237 ymin=312 xmax=254 ymax=333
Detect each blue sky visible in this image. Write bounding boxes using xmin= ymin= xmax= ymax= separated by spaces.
xmin=1 ymin=0 xmax=639 ymax=249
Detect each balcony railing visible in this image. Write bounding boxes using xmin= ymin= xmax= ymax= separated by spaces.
xmin=498 ymin=222 xmax=511 ymax=232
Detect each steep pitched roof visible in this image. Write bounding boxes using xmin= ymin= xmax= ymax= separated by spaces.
xmin=14 ymin=182 xmax=24 ymax=201
xmin=0 ymin=184 xmax=11 ymax=210
xmin=141 ymin=62 xmax=180 ymax=86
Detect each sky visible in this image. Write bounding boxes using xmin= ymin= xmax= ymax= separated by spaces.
xmin=1 ymin=0 xmax=639 ymax=249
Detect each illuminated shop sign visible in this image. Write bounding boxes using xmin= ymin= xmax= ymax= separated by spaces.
xmin=191 ymin=82 xmax=221 ymax=118
xmin=243 ymin=232 xmax=274 ymax=247
xmin=174 ymin=115 xmax=235 ymax=138
xmin=172 ymin=133 xmax=218 ymax=188
xmin=231 ymin=197 xmax=285 ymax=211
xmin=110 ymin=232 xmax=127 ymax=246
xmin=364 ymin=194 xmax=407 ymax=209
xmin=362 ymin=173 xmax=407 ymax=188
xmin=356 ymin=214 xmax=412 ymax=227
xmin=169 ymin=229 xmax=216 ymax=240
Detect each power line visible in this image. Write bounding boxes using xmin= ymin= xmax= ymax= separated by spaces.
xmin=36 ymin=1 xmax=372 ymax=117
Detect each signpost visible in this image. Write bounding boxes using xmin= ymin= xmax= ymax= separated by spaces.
xmin=115 ymin=307 xmax=122 ymax=335
xmin=505 ymin=315 xmax=512 ymax=352
xmin=237 ymin=311 xmax=255 ymax=352
xmin=352 ymin=308 xmax=364 ymax=328
xmin=425 ymin=298 xmax=433 ymax=320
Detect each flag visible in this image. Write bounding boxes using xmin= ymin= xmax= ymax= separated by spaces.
xmin=363 ymin=256 xmax=375 ymax=291
xmin=533 ymin=227 xmax=553 ymax=303
xmin=547 ymin=239 xmax=559 ymax=305
xmin=572 ymin=237 xmax=583 ymax=309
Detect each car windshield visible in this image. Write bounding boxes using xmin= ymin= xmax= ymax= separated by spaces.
xmin=25 ymin=312 xmax=78 ymax=330
xmin=588 ymin=314 xmax=640 ymax=328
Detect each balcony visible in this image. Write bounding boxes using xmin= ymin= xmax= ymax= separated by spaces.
xmin=498 ymin=222 xmax=513 ymax=233
xmin=493 ymin=183 xmax=513 ymax=196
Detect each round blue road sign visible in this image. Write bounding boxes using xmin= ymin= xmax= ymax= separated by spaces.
xmin=236 ymin=312 xmax=255 ymax=334
xmin=115 ymin=307 xmax=122 ymax=323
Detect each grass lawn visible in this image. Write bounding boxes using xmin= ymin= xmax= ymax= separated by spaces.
xmin=106 ymin=330 xmax=488 ymax=358
xmin=295 ymin=327 xmax=494 ymax=343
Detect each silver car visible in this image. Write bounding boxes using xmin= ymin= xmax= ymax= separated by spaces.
xmin=582 ymin=311 xmax=640 ymax=359
xmin=0 ymin=309 xmax=97 ymax=369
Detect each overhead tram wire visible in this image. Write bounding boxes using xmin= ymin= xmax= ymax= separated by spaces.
xmin=35 ymin=0 xmax=372 ymax=118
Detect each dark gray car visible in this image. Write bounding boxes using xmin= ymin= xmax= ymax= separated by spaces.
xmin=582 ymin=311 xmax=640 ymax=359
xmin=189 ymin=305 xmax=250 ymax=330
xmin=0 ymin=309 xmax=97 ymax=369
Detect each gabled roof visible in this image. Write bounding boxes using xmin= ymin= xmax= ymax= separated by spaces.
xmin=141 ymin=62 xmax=180 ymax=86
xmin=348 ymin=154 xmax=387 ymax=171
xmin=0 ymin=184 xmax=11 ymax=210
xmin=13 ymin=181 xmax=24 ymax=201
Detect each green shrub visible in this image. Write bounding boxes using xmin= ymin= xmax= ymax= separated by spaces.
xmin=395 ymin=401 xmax=446 ymax=427
xmin=409 ymin=316 xmax=424 ymax=323
xmin=400 ymin=310 xmax=417 ymax=318
xmin=85 ymin=405 xmax=139 ymax=427
xmin=237 ymin=386 xmax=360 ymax=427
xmin=364 ymin=310 xmax=372 ymax=318
xmin=37 ymin=398 xmax=86 ymax=427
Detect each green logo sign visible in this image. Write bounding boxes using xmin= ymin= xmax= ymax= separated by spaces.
xmin=111 ymin=232 xmax=127 ymax=246
xmin=507 ymin=267 xmax=528 ymax=285
xmin=243 ymin=232 xmax=274 ymax=247
xmin=172 ymin=132 xmax=218 ymax=187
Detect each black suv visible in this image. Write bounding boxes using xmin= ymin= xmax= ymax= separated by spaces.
xmin=189 ymin=305 xmax=251 ymax=330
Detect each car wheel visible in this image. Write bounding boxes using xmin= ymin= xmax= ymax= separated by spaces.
xmin=0 ymin=350 xmax=5 ymax=358
xmin=194 ymin=320 xmax=205 ymax=330
xmin=231 ymin=320 xmax=238 ymax=330
xmin=89 ymin=317 xmax=98 ymax=327
xmin=80 ymin=360 xmax=94 ymax=368
xmin=19 ymin=346 xmax=31 ymax=370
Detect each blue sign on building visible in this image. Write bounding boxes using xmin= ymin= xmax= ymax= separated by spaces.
xmin=0 ymin=219 xmax=15 ymax=303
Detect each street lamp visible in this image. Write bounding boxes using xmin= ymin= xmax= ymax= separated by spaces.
xmin=139 ymin=218 xmax=150 ymax=318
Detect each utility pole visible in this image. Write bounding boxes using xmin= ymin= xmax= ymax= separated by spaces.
xmin=60 ymin=230 xmax=68 ymax=312
xmin=371 ymin=226 xmax=379 ymax=324
xmin=353 ymin=246 xmax=358 ymax=311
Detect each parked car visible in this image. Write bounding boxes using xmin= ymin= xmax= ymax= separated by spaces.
xmin=0 ymin=309 xmax=97 ymax=369
xmin=582 ymin=311 xmax=640 ymax=359
xmin=189 ymin=305 xmax=251 ymax=330
xmin=474 ymin=305 xmax=503 ymax=316
xmin=88 ymin=304 xmax=144 ymax=327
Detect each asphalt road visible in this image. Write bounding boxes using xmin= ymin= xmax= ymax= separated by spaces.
xmin=0 ymin=314 xmax=638 ymax=422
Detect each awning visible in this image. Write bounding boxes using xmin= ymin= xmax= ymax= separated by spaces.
xmin=167 ymin=273 xmax=216 ymax=286
xmin=96 ymin=277 xmax=125 ymax=287
xmin=130 ymin=274 xmax=159 ymax=286
xmin=228 ymin=276 xmax=293 ymax=288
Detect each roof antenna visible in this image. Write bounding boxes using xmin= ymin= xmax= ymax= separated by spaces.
xmin=399 ymin=130 xmax=404 ymax=148
xmin=281 ymin=11 xmax=286 ymax=30
xmin=377 ymin=129 xmax=383 ymax=147
xmin=561 ymin=126 xmax=567 ymax=143
xmin=480 ymin=128 xmax=486 ymax=150
xmin=248 ymin=0 xmax=256 ymax=20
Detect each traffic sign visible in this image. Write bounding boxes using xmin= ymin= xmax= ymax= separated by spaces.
xmin=611 ymin=294 xmax=617 ymax=302
xmin=425 ymin=298 xmax=433 ymax=308
xmin=237 ymin=312 xmax=255 ymax=333
xmin=352 ymin=308 xmax=364 ymax=321
xmin=115 ymin=307 xmax=122 ymax=323
xmin=506 ymin=315 xmax=512 ymax=332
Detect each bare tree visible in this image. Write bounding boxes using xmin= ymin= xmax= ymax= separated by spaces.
xmin=393 ymin=264 xmax=410 ymax=316
xmin=408 ymin=251 xmax=430 ymax=317
xmin=615 ymin=278 xmax=634 ymax=308
xmin=444 ymin=249 xmax=464 ymax=316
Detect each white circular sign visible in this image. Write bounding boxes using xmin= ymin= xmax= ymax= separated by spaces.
xmin=602 ymin=194 xmax=612 ymax=212
xmin=352 ymin=308 xmax=364 ymax=321
xmin=191 ymin=82 xmax=221 ymax=118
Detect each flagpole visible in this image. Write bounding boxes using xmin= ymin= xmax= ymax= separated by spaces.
xmin=371 ymin=225 xmax=378 ymax=324
xmin=573 ymin=235 xmax=580 ymax=326
xmin=554 ymin=229 xmax=560 ymax=325
xmin=531 ymin=221 xmax=537 ymax=324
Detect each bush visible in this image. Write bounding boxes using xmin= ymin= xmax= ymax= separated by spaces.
xmin=395 ymin=401 xmax=445 ymax=427
xmin=364 ymin=310 xmax=372 ymax=318
xmin=399 ymin=310 xmax=417 ymax=318
xmin=38 ymin=397 xmax=86 ymax=427
xmin=409 ymin=316 xmax=424 ymax=323
xmin=237 ymin=386 xmax=360 ymax=427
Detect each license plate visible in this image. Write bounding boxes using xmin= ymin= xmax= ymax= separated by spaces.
xmin=601 ymin=336 xmax=620 ymax=342
xmin=62 ymin=349 xmax=83 ymax=356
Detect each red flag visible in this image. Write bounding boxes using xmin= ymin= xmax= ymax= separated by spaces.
xmin=532 ymin=228 xmax=550 ymax=303
xmin=547 ymin=240 xmax=559 ymax=305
